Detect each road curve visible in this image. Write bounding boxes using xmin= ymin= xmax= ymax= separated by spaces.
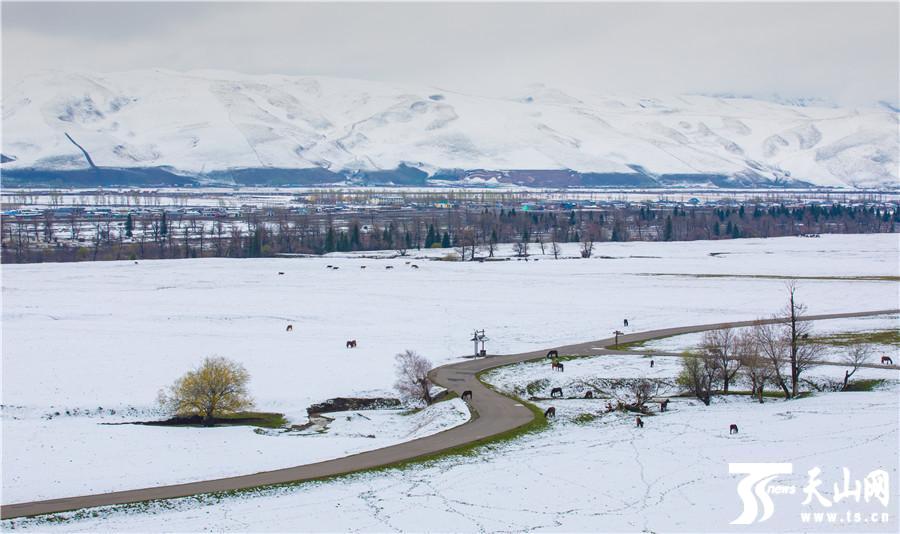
xmin=2 ymin=309 xmax=896 ymax=520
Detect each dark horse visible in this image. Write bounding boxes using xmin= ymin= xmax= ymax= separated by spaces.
xmin=660 ymin=399 xmax=669 ymax=412
xmin=636 ymin=417 xmax=644 ymax=428
xmin=544 ymin=407 xmax=556 ymax=418
xmin=461 ymin=390 xmax=473 ymax=401
xmin=286 ymin=325 xmax=293 ymax=332
xmin=624 ymin=319 xmax=629 ymax=327
xmin=346 ymin=340 xmax=357 ymax=348
xmin=550 ymin=387 xmax=563 ymax=398
xmin=584 ymin=390 xmax=593 ymax=399
xmin=730 ymin=424 xmax=739 ymax=435
xmin=882 ymin=356 xmax=894 ymax=365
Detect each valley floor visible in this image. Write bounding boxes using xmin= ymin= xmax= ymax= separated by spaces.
xmin=2 ymin=234 xmax=898 ymax=531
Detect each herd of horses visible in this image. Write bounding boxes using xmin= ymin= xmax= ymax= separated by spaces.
xmin=538 ymin=348 xmax=743 ymax=434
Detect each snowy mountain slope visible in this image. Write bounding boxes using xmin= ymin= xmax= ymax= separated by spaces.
xmin=2 ymin=70 xmax=897 ymax=188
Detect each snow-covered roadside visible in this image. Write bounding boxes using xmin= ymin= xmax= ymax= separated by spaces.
xmin=6 ymin=390 xmax=896 ymax=532
xmin=0 ymin=399 xmax=468 ymax=504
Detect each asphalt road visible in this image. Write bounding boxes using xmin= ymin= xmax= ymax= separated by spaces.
xmin=2 ymin=308 xmax=896 ymax=520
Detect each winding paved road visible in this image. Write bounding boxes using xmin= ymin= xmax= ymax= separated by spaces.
xmin=2 ymin=309 xmax=896 ymax=520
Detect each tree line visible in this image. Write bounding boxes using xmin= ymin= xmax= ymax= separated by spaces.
xmin=3 ymin=202 xmax=896 ymax=263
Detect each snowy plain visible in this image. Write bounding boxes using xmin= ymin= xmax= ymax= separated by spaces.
xmin=2 ymin=233 xmax=899 ymax=530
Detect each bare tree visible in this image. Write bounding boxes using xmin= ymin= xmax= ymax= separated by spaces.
xmin=580 ymin=235 xmax=594 ymax=258
xmin=841 ymin=344 xmax=872 ymax=391
xmin=782 ymin=282 xmax=823 ymax=397
xmin=738 ymin=331 xmax=775 ymax=403
xmin=578 ymin=377 xmax=672 ymax=413
xmin=158 ymin=356 xmax=254 ymax=426
xmin=753 ymin=321 xmax=793 ymax=398
xmin=513 ymin=238 xmax=529 ymax=257
xmin=394 ymin=350 xmax=434 ymax=405
xmin=700 ymin=328 xmax=741 ymax=393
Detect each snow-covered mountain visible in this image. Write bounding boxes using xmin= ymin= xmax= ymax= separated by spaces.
xmin=2 ymin=69 xmax=897 ymax=188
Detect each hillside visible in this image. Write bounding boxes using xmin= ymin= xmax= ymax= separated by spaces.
xmin=2 ymin=70 xmax=897 ymax=188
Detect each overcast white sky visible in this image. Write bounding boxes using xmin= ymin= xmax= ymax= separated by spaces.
xmin=2 ymin=1 xmax=897 ymax=106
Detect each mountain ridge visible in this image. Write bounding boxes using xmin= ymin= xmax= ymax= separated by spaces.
xmin=2 ymin=69 xmax=897 ymax=189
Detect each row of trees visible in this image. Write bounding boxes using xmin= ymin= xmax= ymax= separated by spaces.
xmin=4 ymin=202 xmax=896 ymax=263
xmin=678 ymin=283 xmax=873 ymax=405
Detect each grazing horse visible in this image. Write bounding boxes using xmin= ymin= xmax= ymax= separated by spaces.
xmin=544 ymin=407 xmax=556 ymax=418
xmin=278 ymin=272 xmax=285 ymax=275
xmin=286 ymin=325 xmax=293 ymax=332
xmin=346 ymin=340 xmax=357 ymax=348
xmin=584 ymin=390 xmax=593 ymax=399
xmin=360 ymin=266 xmax=367 ymax=269
xmin=730 ymin=424 xmax=739 ymax=435
xmin=551 ymin=362 xmax=564 ymax=372
xmin=547 ymin=350 xmax=559 ymax=359
xmin=411 ymin=264 xmax=419 ymax=269
xmin=550 ymin=387 xmax=563 ymax=398
xmin=461 ymin=390 xmax=473 ymax=401
xmin=660 ymin=399 xmax=669 ymax=412
xmin=636 ymin=417 xmax=644 ymax=428
xmin=882 ymin=356 xmax=894 ymax=365
xmin=386 ymin=266 xmax=394 ymax=270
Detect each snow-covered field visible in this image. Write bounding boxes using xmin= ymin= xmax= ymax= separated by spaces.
xmin=0 ymin=400 xmax=469 ymax=503
xmin=2 ymin=233 xmax=898 ymax=530
xmin=6 ymin=384 xmax=898 ymax=532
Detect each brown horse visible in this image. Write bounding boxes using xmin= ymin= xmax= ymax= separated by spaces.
xmin=551 ymin=362 xmax=564 ymax=372
xmin=550 ymin=387 xmax=563 ymax=398
xmin=346 ymin=340 xmax=357 ymax=348
xmin=659 ymin=399 xmax=669 ymax=412
xmin=286 ymin=325 xmax=293 ymax=332
xmin=584 ymin=390 xmax=593 ymax=399
xmin=882 ymin=356 xmax=894 ymax=365
xmin=730 ymin=424 xmax=739 ymax=434
xmin=544 ymin=407 xmax=556 ymax=418
xmin=636 ymin=417 xmax=644 ymax=428
xmin=461 ymin=390 xmax=473 ymax=401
